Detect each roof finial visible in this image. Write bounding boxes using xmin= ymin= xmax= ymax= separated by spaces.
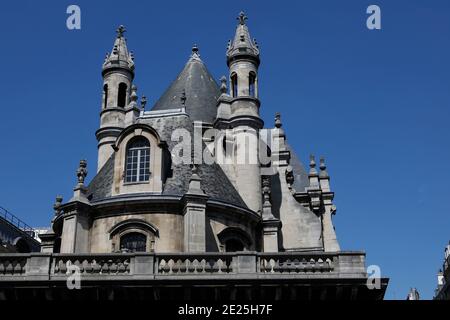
xmin=53 ymin=195 xmax=63 ymax=216
xmin=141 ymin=95 xmax=147 ymax=111
xmin=220 ymin=76 xmax=227 ymax=94
xmin=319 ymin=156 xmax=329 ymax=178
xmin=180 ymin=89 xmax=187 ymax=107
xmin=319 ymin=156 xmax=327 ymax=171
xmin=309 ymin=155 xmax=317 ymax=174
xmin=191 ymin=44 xmax=200 ymax=59
xmin=130 ymin=85 xmax=138 ymax=102
xmin=76 ymin=159 xmax=88 ymax=186
xmin=238 ymin=11 xmax=247 ymax=25
xmin=275 ymin=112 xmax=282 ymax=128
xmin=116 ymin=25 xmax=126 ymax=38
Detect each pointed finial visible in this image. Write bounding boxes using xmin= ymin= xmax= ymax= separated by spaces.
xmin=191 ymin=163 xmax=198 ymax=175
xmin=285 ymin=166 xmax=295 ymax=190
xmin=191 ymin=44 xmax=200 ymax=59
xmin=76 ymin=159 xmax=88 ymax=185
xmin=141 ymin=95 xmax=147 ymax=111
xmin=116 ymin=25 xmax=126 ymax=38
xmin=319 ymin=157 xmax=326 ymax=171
xmin=309 ymin=155 xmax=316 ymax=168
xmin=53 ymin=195 xmax=63 ymax=216
xmin=262 ymin=176 xmax=271 ymax=202
xmin=180 ymin=89 xmax=187 ymax=106
xmin=130 ymin=85 xmax=138 ymax=102
xmin=319 ymin=156 xmax=329 ymax=178
xmin=275 ymin=112 xmax=282 ymax=128
xmin=238 ymin=11 xmax=248 ymax=25
xmin=309 ymin=154 xmax=318 ymax=175
xmin=220 ymin=76 xmax=227 ymax=94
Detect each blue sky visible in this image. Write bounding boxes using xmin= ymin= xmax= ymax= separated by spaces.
xmin=0 ymin=0 xmax=449 ymax=299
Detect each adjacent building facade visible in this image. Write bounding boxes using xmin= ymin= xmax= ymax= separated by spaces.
xmin=0 ymin=13 xmax=388 ymax=300
xmin=434 ymin=242 xmax=450 ymax=300
xmin=0 ymin=207 xmax=40 ymax=253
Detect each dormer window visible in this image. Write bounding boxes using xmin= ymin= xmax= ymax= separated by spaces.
xmin=125 ymin=137 xmax=150 ymax=183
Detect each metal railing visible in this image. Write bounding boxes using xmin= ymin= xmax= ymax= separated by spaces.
xmin=0 ymin=206 xmax=36 ymax=238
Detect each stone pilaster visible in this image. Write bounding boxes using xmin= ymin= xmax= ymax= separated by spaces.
xmin=319 ymin=157 xmax=340 ymax=252
xmin=124 ymin=85 xmax=140 ymax=126
xmin=261 ymin=176 xmax=281 ymax=252
xmin=182 ymin=165 xmax=209 ymax=252
xmin=60 ymin=160 xmax=92 ymax=253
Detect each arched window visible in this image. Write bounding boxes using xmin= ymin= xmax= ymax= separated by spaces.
xmin=103 ymin=84 xmax=108 ymax=109
xmin=249 ymin=72 xmax=256 ymax=97
xmin=125 ymin=137 xmax=150 ymax=183
xmin=225 ymin=239 xmax=244 ymax=252
xmin=231 ymin=73 xmax=238 ymax=97
xmin=218 ymin=227 xmax=252 ymax=252
xmin=120 ymin=232 xmax=147 ymax=252
xmin=13 ymin=237 xmax=31 ymax=253
xmin=118 ymin=82 xmax=127 ymax=107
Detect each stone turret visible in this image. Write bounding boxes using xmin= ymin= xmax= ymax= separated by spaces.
xmin=224 ymin=12 xmax=263 ymax=213
xmin=96 ymin=25 xmax=135 ymax=172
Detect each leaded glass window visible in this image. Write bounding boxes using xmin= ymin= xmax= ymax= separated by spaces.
xmin=120 ymin=232 xmax=147 ymax=252
xmin=125 ymin=137 xmax=150 ymax=183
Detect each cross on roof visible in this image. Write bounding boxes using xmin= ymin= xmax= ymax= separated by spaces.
xmin=238 ymin=12 xmax=247 ymax=25
xmin=116 ymin=25 xmax=126 ymax=38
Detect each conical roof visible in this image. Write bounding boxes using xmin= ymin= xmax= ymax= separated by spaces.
xmin=226 ymin=12 xmax=260 ymax=65
xmin=151 ymin=46 xmax=220 ymax=123
xmin=102 ymin=25 xmax=135 ymax=75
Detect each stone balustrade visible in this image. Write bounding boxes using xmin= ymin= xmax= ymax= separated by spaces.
xmin=0 ymin=254 xmax=28 ymax=275
xmin=53 ymin=254 xmax=131 ymax=275
xmin=0 ymin=251 xmax=367 ymax=281
xmin=157 ymin=253 xmax=234 ymax=275
xmin=259 ymin=253 xmax=335 ymax=274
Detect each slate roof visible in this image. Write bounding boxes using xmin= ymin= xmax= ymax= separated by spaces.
xmin=151 ymin=52 xmax=220 ymax=124
xmin=286 ymin=143 xmax=310 ymax=192
xmin=87 ymin=115 xmax=248 ymax=209
xmin=86 ymin=154 xmax=115 ymax=201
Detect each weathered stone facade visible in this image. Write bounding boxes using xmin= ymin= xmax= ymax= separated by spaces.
xmin=0 ymin=12 xmax=388 ymax=300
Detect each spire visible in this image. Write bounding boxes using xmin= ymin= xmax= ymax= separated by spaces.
xmin=151 ymin=45 xmax=219 ymax=123
xmin=102 ymin=25 xmax=135 ymax=75
xmin=226 ymin=11 xmax=260 ymax=65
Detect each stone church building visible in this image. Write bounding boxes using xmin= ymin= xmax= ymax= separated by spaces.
xmin=0 ymin=13 xmax=387 ymax=300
